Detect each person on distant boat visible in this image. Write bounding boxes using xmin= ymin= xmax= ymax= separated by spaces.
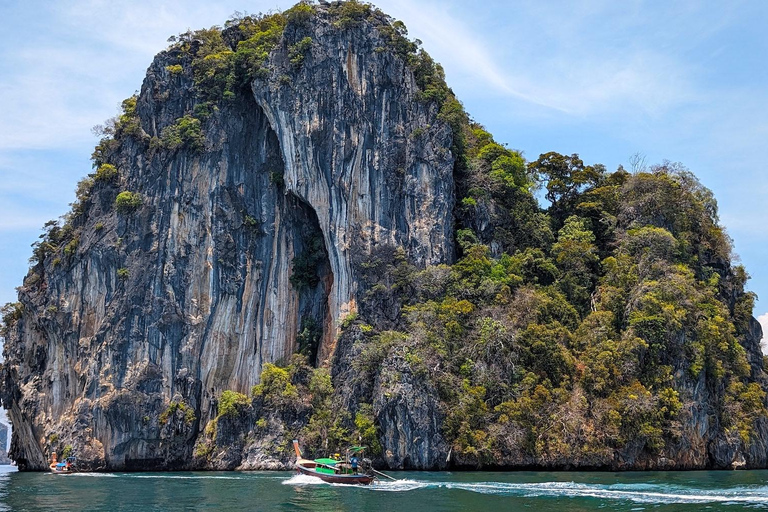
xmin=350 ymin=455 xmax=358 ymax=474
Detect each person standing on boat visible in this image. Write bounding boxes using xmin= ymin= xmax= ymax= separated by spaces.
xmin=350 ymin=455 xmax=359 ymax=474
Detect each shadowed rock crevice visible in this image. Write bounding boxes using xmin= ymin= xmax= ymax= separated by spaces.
xmin=286 ymin=193 xmax=333 ymax=366
xmin=1 ymin=6 xmax=456 ymax=471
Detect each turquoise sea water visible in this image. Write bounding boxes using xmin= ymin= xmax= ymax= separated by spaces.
xmin=0 ymin=465 xmax=767 ymax=511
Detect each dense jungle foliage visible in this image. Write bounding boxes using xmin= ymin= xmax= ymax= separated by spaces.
xmin=222 ymin=4 xmax=766 ymax=467
xmin=3 ymin=1 xmax=764 ymax=468
xmin=234 ymin=142 xmax=766 ymax=467
xmin=347 ymin=149 xmax=765 ymax=466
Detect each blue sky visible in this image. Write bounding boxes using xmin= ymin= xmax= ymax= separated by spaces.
xmin=1 ymin=0 xmax=767 ymax=348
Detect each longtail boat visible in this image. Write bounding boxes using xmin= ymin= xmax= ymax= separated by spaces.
xmin=292 ymin=440 xmax=375 ymax=485
xmin=49 ymin=452 xmax=77 ymax=474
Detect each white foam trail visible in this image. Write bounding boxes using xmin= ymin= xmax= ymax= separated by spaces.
xmin=63 ymin=471 xmax=768 ymax=505
xmin=282 ymin=473 xmax=426 ymax=490
xmin=357 ymin=478 xmax=768 ymax=505
xmin=368 ymin=479 xmax=429 ymax=492
xmin=282 ymin=474 xmax=328 ymax=486
xmin=440 ymin=481 xmax=768 ymax=505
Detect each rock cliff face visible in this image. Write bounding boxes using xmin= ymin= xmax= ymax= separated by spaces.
xmin=3 ymin=2 xmax=768 ymax=473
xmin=0 ymin=4 xmax=454 ymax=470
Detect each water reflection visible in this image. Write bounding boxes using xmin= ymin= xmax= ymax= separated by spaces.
xmin=290 ymin=484 xmax=346 ymax=511
xmin=0 ymin=466 xmax=14 ymax=512
xmin=0 ymin=469 xmax=766 ymax=511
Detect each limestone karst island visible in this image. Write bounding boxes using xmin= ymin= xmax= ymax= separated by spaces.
xmin=1 ymin=1 xmax=766 ymax=474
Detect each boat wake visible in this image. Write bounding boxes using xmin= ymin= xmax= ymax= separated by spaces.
xmin=378 ymin=479 xmax=768 ymax=505
xmin=283 ymin=473 xmax=413 ymax=488
xmin=282 ymin=474 xmax=329 ymax=486
xmin=368 ymin=479 xmax=425 ymax=492
xmin=449 ymin=481 xmax=768 ymax=505
xmin=285 ymin=474 xmax=768 ymax=505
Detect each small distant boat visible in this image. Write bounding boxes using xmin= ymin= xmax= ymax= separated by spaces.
xmin=292 ymin=440 xmax=375 ymax=485
xmin=49 ymin=452 xmax=76 ymax=474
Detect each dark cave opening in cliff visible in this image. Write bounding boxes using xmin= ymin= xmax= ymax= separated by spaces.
xmin=286 ymin=193 xmax=332 ymax=367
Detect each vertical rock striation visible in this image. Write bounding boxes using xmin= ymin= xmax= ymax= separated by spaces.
xmin=0 ymin=5 xmax=455 ymax=470
xmin=251 ymin=12 xmax=455 ymax=358
xmin=3 ymin=2 xmax=765 ymax=474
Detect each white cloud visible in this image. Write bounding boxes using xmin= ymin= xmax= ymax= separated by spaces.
xmin=0 ymin=214 xmax=55 ymax=233
xmin=0 ymin=0 xmax=715 ymax=154
xmin=377 ymin=0 xmax=550 ymax=106
xmin=377 ymin=0 xmax=697 ymax=118
xmin=759 ymin=313 xmax=768 ymax=355
xmin=0 ymin=0 xmax=287 ymax=153
xmin=0 ymin=0 xmax=766 ymax=312
xmin=721 ymin=211 xmax=768 ymax=242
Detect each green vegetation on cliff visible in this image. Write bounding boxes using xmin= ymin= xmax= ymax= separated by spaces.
xmin=3 ymin=1 xmax=765 ymax=472
xmin=196 ymin=356 xmax=378 ymax=463
xmin=231 ymin=149 xmax=765 ymax=466
xmin=11 ymin=0 xmax=462 ymax=300
xmin=114 ymin=191 xmax=143 ymax=214
xmin=177 ymin=4 xmax=766 ymax=469
xmin=347 ymin=138 xmax=765 ymax=466
xmin=155 ymin=0 xmax=459 ymax=161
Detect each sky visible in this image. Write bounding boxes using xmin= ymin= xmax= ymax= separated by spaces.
xmin=1 ymin=0 xmax=767 ymax=350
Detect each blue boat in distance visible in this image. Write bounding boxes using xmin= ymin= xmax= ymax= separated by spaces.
xmin=49 ymin=452 xmax=76 ymax=474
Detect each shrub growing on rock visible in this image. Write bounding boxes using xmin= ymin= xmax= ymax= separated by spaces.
xmin=218 ymin=390 xmax=250 ymax=418
xmin=114 ymin=191 xmax=142 ymax=213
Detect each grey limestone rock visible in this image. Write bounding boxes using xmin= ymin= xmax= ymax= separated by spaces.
xmin=0 ymin=5 xmax=454 ymax=471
